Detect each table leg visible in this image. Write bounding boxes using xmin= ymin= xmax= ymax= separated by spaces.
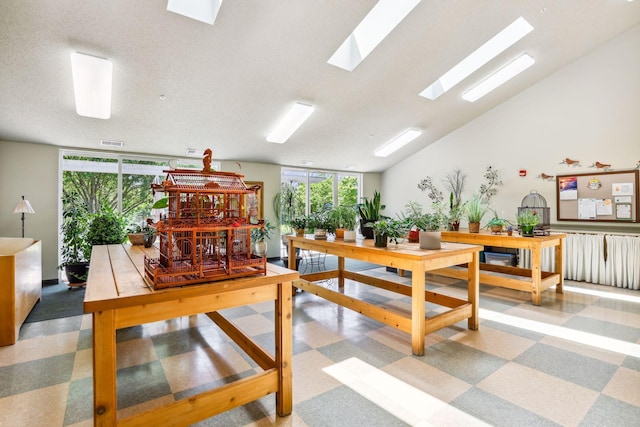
xmin=93 ymin=310 xmax=117 ymax=426
xmin=337 ymin=256 xmax=345 ymax=288
xmin=411 ymin=263 xmax=426 ymax=356
xmin=468 ymin=250 xmax=479 ymax=330
xmin=276 ymin=280 xmax=293 ymax=416
xmin=555 ymin=239 xmax=564 ymax=294
xmin=531 ymin=245 xmax=542 ymax=305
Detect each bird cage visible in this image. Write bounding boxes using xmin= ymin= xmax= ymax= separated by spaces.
xmin=517 ymin=190 xmax=550 ymax=235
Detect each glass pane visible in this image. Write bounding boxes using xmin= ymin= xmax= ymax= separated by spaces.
xmin=309 ymin=172 xmax=333 ymax=213
xmin=62 ymin=155 xmax=119 ymax=214
xmin=122 ymin=159 xmax=169 ymax=228
xmin=337 ymin=174 xmax=359 ymax=207
xmin=280 ymin=169 xmax=307 ymax=227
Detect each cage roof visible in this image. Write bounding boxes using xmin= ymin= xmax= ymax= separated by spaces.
xmin=161 ymin=169 xmax=256 ymax=193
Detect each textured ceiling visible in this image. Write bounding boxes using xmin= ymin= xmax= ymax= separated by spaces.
xmin=1 ymin=0 xmax=639 ymax=172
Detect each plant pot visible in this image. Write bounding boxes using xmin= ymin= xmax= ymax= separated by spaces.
xmin=295 ymin=228 xmax=305 ymax=236
xmin=374 ymin=233 xmax=388 ymax=248
xmin=335 ymin=228 xmax=345 ymax=239
xmin=468 ymin=222 xmax=481 ymax=233
xmin=314 ymin=228 xmax=327 ymax=240
xmin=419 ymin=231 xmax=441 ymax=250
xmin=254 ymin=240 xmax=267 ymax=257
xmin=408 ymin=230 xmax=420 ymax=243
xmin=343 ymin=230 xmax=357 ymax=242
xmin=449 ymin=221 xmax=460 ymax=231
xmin=64 ymin=262 xmax=90 ymax=284
xmin=360 ymin=221 xmax=375 ymax=239
xmin=128 ymin=233 xmax=144 ymax=245
xmin=143 ymin=233 xmax=156 ymax=248
xmin=521 ymin=225 xmax=535 ymax=237
xmin=489 ymin=225 xmax=503 ymax=234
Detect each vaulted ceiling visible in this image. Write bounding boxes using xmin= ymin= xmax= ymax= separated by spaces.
xmin=1 ymin=1 xmax=639 ymax=172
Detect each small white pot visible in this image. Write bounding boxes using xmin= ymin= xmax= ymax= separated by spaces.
xmin=343 ymin=230 xmax=357 ymax=242
xmin=419 ymin=231 xmax=441 ymax=250
xmin=254 ymin=240 xmax=267 ymax=257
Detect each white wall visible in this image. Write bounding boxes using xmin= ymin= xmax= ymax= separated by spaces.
xmin=382 ymin=25 xmax=640 ymax=232
xmin=0 ymin=140 xmax=59 ymax=280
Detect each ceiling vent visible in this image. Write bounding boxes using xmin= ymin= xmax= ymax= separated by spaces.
xmin=100 ymin=139 xmax=123 ymax=147
xmin=185 ymin=148 xmax=205 ymax=156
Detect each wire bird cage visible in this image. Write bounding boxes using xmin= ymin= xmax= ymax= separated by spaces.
xmin=518 ymin=190 xmax=550 ymax=235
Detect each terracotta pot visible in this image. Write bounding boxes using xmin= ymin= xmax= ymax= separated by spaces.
xmin=335 ymin=228 xmax=345 ymax=239
xmin=469 ymin=222 xmax=481 ymax=233
xmin=490 ymin=225 xmax=503 ymax=234
xmin=408 ymin=230 xmax=420 ymax=243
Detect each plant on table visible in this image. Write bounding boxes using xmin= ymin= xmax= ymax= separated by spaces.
xmin=465 ymin=194 xmax=488 ymax=233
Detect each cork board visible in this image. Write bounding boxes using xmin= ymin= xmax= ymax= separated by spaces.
xmin=556 ymin=170 xmax=639 ymax=222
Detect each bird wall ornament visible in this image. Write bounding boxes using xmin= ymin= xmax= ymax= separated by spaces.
xmin=636 ymin=161 xmax=640 ymax=169
xmin=589 ymin=161 xmax=612 ymax=171
xmin=559 ymin=158 xmax=580 ymax=167
xmin=536 ymin=173 xmax=555 ymax=181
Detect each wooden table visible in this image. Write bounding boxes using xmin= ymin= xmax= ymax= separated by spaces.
xmin=287 ymin=236 xmax=481 ymax=356
xmin=437 ymin=229 xmax=566 ymax=305
xmin=84 ymin=244 xmax=297 ymax=426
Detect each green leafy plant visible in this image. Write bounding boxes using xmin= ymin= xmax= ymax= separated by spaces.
xmin=86 ymin=205 xmax=127 ymax=246
xmin=307 ymin=210 xmax=335 ymax=232
xmin=357 ymin=190 xmax=385 ymax=222
xmin=486 ymin=210 xmax=511 ymax=228
xmin=289 ymin=216 xmax=308 ymax=230
xmin=330 ymin=205 xmax=357 ymax=230
xmin=366 ymin=218 xmax=408 ymax=244
xmin=517 ymin=210 xmax=541 ymax=227
xmin=465 ymin=195 xmax=488 ymax=224
xmin=251 ymin=218 xmax=276 ymax=242
xmin=59 ymin=192 xmax=91 ymax=267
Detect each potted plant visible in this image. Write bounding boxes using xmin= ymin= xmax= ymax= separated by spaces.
xmin=86 ymin=205 xmax=127 ymax=247
xmin=142 ymin=223 xmax=157 ymax=247
xmin=251 ymin=218 xmax=276 ymax=256
xmin=289 ymin=216 xmax=308 ymax=236
xmin=398 ymin=201 xmax=423 ymax=243
xmin=414 ymin=206 xmax=446 ymax=250
xmin=357 ymin=190 xmax=385 ymax=239
xmin=59 ymin=192 xmax=92 ymax=284
xmin=486 ymin=210 xmax=509 ymax=234
xmin=127 ymin=223 xmax=145 ymax=245
xmin=517 ymin=210 xmax=540 ymax=237
xmin=330 ymin=205 xmax=357 ymax=240
xmin=307 ymin=210 xmax=334 ymax=240
xmin=366 ymin=219 xmax=407 ymax=248
xmin=465 ymin=195 xmax=488 ymax=233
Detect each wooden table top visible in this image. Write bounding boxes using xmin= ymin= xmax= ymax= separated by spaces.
xmin=84 ymin=244 xmax=298 ymax=313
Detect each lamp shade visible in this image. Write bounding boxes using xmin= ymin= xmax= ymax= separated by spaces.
xmin=13 ymin=198 xmax=35 ymax=214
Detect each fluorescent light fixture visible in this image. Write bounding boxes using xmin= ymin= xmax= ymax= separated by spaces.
xmin=185 ymin=148 xmax=205 ymax=156
xmin=327 ymin=0 xmax=421 ymax=71
xmin=267 ymin=102 xmax=315 ymax=143
xmin=374 ymin=129 xmax=422 ymax=157
xmin=420 ymin=16 xmax=533 ymax=100
xmin=70 ymin=52 xmax=112 ymax=119
xmin=167 ymin=0 xmax=222 ymax=25
xmin=100 ymin=140 xmax=123 ymax=147
xmin=462 ymin=53 xmax=535 ymax=102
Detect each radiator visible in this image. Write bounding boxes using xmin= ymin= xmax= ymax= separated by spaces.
xmin=519 ymin=233 xmax=639 ymax=290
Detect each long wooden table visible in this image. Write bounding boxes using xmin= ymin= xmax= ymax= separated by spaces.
xmin=437 ymin=229 xmax=566 ymax=305
xmin=84 ymin=244 xmax=297 ymax=426
xmin=287 ymin=236 xmax=482 ymax=356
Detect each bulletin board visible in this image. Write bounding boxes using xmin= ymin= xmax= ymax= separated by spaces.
xmin=556 ymin=170 xmax=639 ymax=222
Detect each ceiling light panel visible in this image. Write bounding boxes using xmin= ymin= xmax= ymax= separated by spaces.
xmin=70 ymin=52 xmax=112 ymax=119
xmin=374 ymin=129 xmax=422 ymax=157
xmin=327 ymin=0 xmax=422 ymax=72
xmin=420 ymin=16 xmax=534 ymax=100
xmin=267 ymin=103 xmax=315 ymax=144
xmin=167 ymin=0 xmax=223 ymax=25
xmin=462 ymin=54 xmax=535 ymax=102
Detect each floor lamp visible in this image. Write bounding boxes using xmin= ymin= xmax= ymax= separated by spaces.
xmin=13 ymin=195 xmax=35 ymax=238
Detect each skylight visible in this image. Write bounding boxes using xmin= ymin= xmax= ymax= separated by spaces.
xmin=420 ymin=16 xmax=534 ymax=100
xmin=327 ymin=0 xmax=422 ymax=72
xmin=374 ymin=129 xmax=422 ymax=157
xmin=266 ymin=103 xmax=315 ymax=144
xmin=167 ymin=0 xmax=223 ymax=25
xmin=462 ymin=53 xmax=535 ymax=102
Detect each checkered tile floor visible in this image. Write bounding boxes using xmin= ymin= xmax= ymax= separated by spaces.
xmin=1 ymin=267 xmax=639 ymax=426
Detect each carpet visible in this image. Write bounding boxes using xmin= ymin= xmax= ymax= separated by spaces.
xmin=24 ymin=282 xmax=86 ymax=323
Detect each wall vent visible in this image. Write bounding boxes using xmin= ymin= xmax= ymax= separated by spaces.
xmin=100 ymin=139 xmax=124 ymax=147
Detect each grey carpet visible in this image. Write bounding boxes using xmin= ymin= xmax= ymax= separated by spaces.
xmin=25 ymin=282 xmax=85 ymax=323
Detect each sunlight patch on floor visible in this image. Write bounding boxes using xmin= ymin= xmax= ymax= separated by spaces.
xmin=323 ymin=357 xmax=490 ymax=426
xmin=480 ymin=308 xmax=640 ymax=358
